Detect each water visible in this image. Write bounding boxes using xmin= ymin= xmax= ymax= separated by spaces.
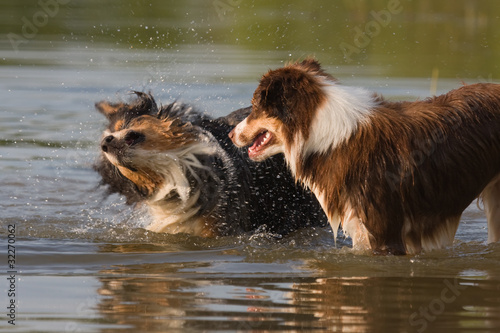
xmin=2 ymin=1 xmax=500 ymax=332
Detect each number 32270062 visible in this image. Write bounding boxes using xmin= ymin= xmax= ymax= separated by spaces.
xmin=8 ymin=224 xmax=15 ymax=268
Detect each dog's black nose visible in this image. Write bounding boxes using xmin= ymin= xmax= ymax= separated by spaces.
xmin=101 ymin=135 xmax=114 ymax=152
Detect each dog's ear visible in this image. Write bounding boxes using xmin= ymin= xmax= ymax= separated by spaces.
xmin=95 ymin=92 xmax=158 ymax=121
xmin=259 ymin=76 xmax=285 ymax=119
xmin=95 ymin=101 xmax=126 ymax=120
xmin=129 ymin=91 xmax=158 ymax=115
xmin=298 ymin=58 xmax=322 ymax=73
xmin=297 ymin=58 xmax=337 ymax=82
xmin=119 ymin=92 xmax=159 ymax=128
xmin=260 ymin=74 xmax=300 ymax=123
xmin=96 ymin=92 xmax=159 ymax=132
xmin=95 ymin=100 xmax=129 ymax=132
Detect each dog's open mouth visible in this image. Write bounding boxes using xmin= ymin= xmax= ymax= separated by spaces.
xmin=248 ymin=130 xmax=272 ymax=158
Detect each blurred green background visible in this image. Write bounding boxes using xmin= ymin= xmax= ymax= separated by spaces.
xmin=1 ymin=0 xmax=499 ymax=81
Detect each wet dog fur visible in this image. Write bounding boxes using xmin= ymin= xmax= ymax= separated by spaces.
xmin=94 ymin=92 xmax=327 ymax=237
xmin=229 ymin=58 xmax=500 ymax=254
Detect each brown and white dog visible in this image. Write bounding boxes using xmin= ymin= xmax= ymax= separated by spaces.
xmin=229 ymin=58 xmax=500 ymax=254
xmin=95 ymin=92 xmax=327 ymax=237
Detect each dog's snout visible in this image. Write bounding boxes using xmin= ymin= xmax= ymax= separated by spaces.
xmin=101 ymin=135 xmax=114 ymax=152
xmin=228 ymin=129 xmax=235 ymax=141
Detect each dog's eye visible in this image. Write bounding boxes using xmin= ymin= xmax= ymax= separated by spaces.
xmin=124 ymin=131 xmax=145 ymax=146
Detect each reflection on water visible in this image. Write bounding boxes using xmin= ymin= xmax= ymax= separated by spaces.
xmin=18 ymin=270 xmax=500 ymax=333
xmin=93 ymin=242 xmax=500 ymax=332
xmin=2 ymin=0 xmax=500 ymax=332
xmin=10 ymin=236 xmax=500 ymax=332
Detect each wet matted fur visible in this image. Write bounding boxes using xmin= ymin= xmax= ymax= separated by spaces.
xmin=230 ymin=58 xmax=500 ymax=254
xmin=94 ymin=92 xmax=327 ymax=237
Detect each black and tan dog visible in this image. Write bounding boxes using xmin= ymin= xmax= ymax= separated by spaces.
xmin=94 ymin=92 xmax=327 ymax=237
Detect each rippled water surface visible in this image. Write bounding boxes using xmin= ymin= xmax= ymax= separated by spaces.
xmin=2 ymin=1 xmax=500 ymax=332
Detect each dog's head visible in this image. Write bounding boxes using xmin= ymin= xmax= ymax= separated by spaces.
xmin=100 ymin=115 xmax=197 ymax=196
xmin=95 ymin=93 xmax=205 ymax=201
xmin=229 ymin=58 xmax=331 ymax=161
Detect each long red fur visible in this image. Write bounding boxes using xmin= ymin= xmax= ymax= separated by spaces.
xmin=231 ymin=59 xmax=500 ymax=254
